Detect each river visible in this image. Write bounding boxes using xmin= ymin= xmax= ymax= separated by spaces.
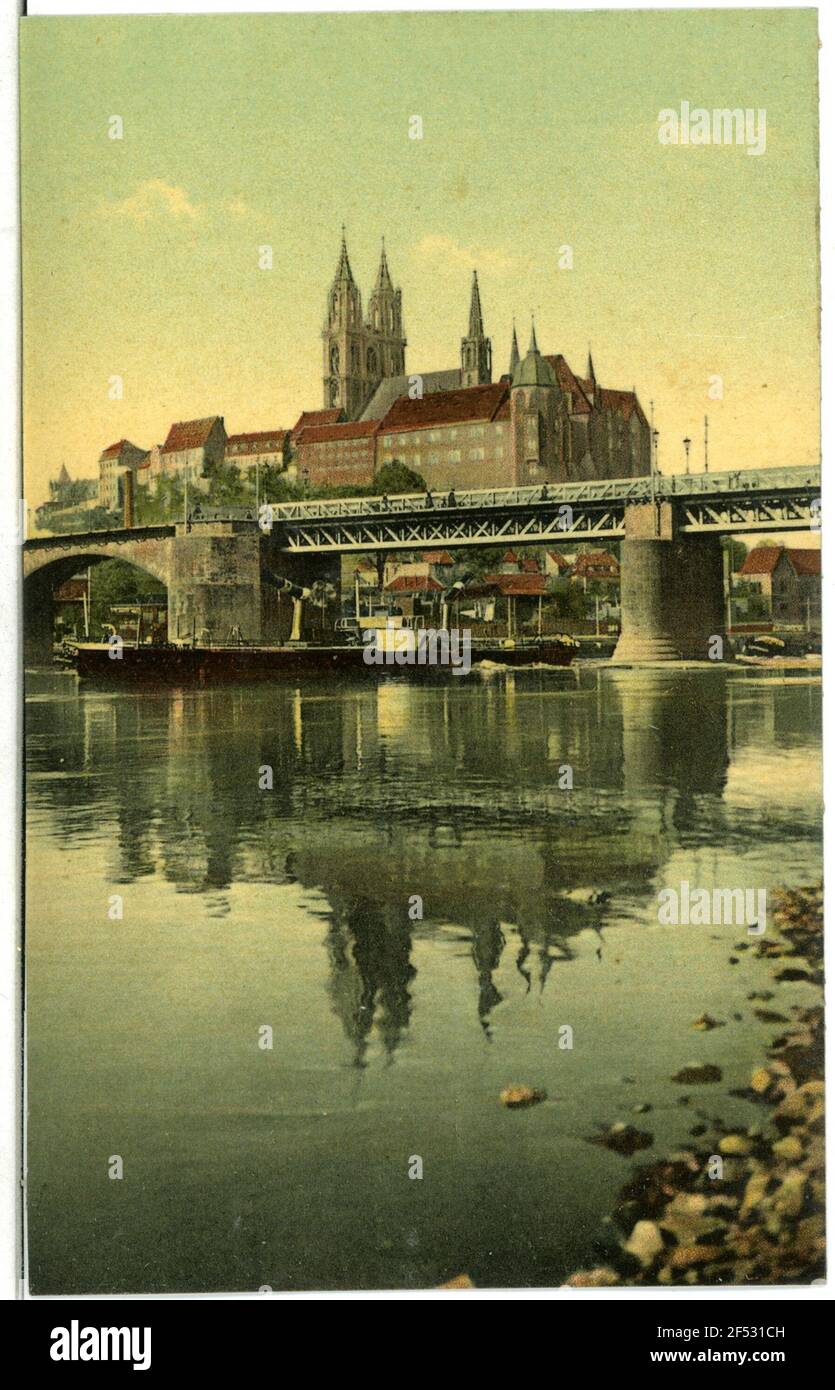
xmin=24 ymin=663 xmax=822 ymax=1292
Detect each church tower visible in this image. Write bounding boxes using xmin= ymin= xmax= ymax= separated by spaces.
xmin=460 ymin=271 xmax=492 ymax=387
xmin=365 ymin=240 xmax=406 ymax=387
xmin=510 ymin=320 xmax=561 ymax=484
xmin=508 ymin=322 xmax=520 ymax=377
xmin=322 ymin=229 xmax=367 ymax=419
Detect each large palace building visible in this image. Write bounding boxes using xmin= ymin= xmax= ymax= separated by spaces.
xmin=300 ymin=232 xmax=652 ymax=492
xmin=87 ymin=231 xmax=652 ymax=514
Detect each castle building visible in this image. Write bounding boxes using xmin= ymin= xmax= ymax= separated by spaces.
xmin=303 ymin=233 xmax=651 ymax=490
xmin=158 ymin=416 xmax=227 ymax=494
xmin=322 ymin=233 xmax=406 ymax=420
xmin=299 ymin=311 xmax=650 ymax=493
xmin=90 ymin=233 xmax=651 ymax=507
xmin=225 ymin=429 xmax=290 ymax=473
xmin=98 ymin=439 xmax=149 ymax=509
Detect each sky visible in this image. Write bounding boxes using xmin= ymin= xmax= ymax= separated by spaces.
xmin=20 ymin=9 xmax=820 ymax=512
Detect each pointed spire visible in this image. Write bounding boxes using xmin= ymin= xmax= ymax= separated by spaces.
xmin=528 ymin=317 xmax=539 ymax=354
xmin=468 ymin=270 xmax=485 ymax=338
xmin=587 ymin=349 xmax=596 ymax=383
xmin=374 ymin=237 xmax=394 ymax=292
xmin=333 ymin=225 xmax=354 ymax=285
xmin=509 ymin=321 xmax=520 ymax=375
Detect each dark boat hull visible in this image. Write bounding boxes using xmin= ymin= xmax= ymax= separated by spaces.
xmin=67 ymin=638 xmax=577 ymax=683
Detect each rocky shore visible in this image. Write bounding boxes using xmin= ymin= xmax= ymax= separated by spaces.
xmin=566 ymin=884 xmax=825 ymax=1287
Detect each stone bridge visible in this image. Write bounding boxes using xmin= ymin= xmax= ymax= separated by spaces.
xmin=23 ymin=521 xmax=339 ymax=663
xmin=23 ymin=464 xmax=820 ymax=664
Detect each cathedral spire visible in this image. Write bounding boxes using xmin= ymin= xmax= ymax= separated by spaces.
xmin=587 ymin=348 xmax=596 ymax=383
xmin=332 ymin=225 xmax=355 ymax=286
xmin=460 ymin=269 xmax=492 ymax=387
xmin=373 ymin=238 xmax=394 ymax=293
xmin=468 ymin=270 xmax=485 ymax=338
xmin=528 ymin=317 xmax=539 ymax=354
xmin=509 ymin=321 xmax=520 ymax=375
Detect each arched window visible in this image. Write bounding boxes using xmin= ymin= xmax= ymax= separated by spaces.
xmin=367 ymin=347 xmax=378 ymax=377
xmin=330 ymin=344 xmax=340 ymax=375
xmin=329 ymin=378 xmax=340 ymax=406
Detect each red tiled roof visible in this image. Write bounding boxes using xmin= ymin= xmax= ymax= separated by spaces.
xmin=99 ymin=439 xmax=136 ymax=461
xmin=162 ymin=417 xmax=223 ymax=454
xmin=384 ymin=575 xmax=444 ymax=593
xmin=789 ymin=548 xmax=821 ymax=577
xmin=598 ymin=387 xmax=648 ymax=428
xmin=380 ymin=382 xmax=509 ymax=433
xmin=572 ymin=550 xmax=619 ymax=579
xmin=544 ymin=356 xmax=592 ymax=415
xmin=421 ymin=550 xmax=454 ymax=565
xmin=54 ymin=578 xmax=88 ymax=601
xmin=226 ymin=430 xmax=287 ymax=448
xmin=739 ymin=547 xmax=783 ymax=576
xmin=740 ymin=546 xmax=821 ymax=578
xmin=291 ymin=408 xmax=344 ymax=439
xmin=547 ymin=550 xmax=572 ymax=569
xmin=476 ymin=573 xmax=547 ymax=597
xmin=297 ymin=420 xmax=379 ymax=445
xmin=502 ymin=550 xmax=519 ymax=564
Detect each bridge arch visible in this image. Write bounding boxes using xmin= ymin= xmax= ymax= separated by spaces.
xmin=23 ymin=548 xmax=171 ymax=666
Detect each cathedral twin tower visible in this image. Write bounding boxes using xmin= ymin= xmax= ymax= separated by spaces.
xmin=322 ymin=231 xmax=492 ymax=420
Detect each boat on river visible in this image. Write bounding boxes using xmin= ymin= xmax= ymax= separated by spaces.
xmin=60 ymin=607 xmax=577 ymax=683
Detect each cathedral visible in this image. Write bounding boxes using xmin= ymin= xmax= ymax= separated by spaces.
xmin=322 ymin=232 xmax=408 ymax=420
xmin=306 ymin=231 xmax=651 ymax=493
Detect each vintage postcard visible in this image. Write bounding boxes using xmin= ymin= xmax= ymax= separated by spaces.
xmin=19 ymin=6 xmax=822 ymax=1302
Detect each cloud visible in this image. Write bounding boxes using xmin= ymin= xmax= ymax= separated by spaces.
xmin=414 ymin=233 xmax=521 ymax=278
xmin=100 ymin=179 xmax=202 ymax=223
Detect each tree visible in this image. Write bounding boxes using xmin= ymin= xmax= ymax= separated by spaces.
xmin=134 ymin=477 xmax=185 ymax=525
xmin=201 ymin=461 xmax=249 ymax=507
xmin=545 ymin=577 xmax=586 ymax=621
xmin=88 ymin=559 xmax=166 ymax=633
xmin=725 ymin=537 xmax=749 ymax=571
xmin=371 ymin=460 xmax=426 ymax=495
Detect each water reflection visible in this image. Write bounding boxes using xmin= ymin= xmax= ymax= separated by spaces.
xmin=25 ymin=666 xmax=821 ymax=1064
xmin=325 ymin=896 xmax=416 ymax=1067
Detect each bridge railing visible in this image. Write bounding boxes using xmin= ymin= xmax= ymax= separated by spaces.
xmin=656 ymin=465 xmax=820 ymax=499
xmin=269 ymin=475 xmax=654 ymax=523
xmin=264 ymin=465 xmax=820 ymax=525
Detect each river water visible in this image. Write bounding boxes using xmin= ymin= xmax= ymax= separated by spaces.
xmin=24 ymin=663 xmax=822 ymax=1293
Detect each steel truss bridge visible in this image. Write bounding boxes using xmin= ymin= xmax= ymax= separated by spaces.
xmin=266 ymin=465 xmax=821 ymax=553
xmin=25 ymin=466 xmax=821 ymax=560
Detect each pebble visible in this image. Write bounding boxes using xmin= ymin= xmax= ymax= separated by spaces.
xmin=499 ymin=1085 xmax=546 ymax=1109
xmin=624 ymin=1221 xmax=664 ymax=1267
xmin=589 ymin=1122 xmax=654 ymax=1156
xmin=671 ymin=1063 xmax=722 ymax=1085
xmin=719 ymin=1134 xmax=752 ymax=1156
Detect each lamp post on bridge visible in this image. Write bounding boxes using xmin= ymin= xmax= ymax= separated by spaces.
xmin=683 ymin=436 xmax=692 ymax=475
xmin=650 ymin=426 xmax=660 ymax=536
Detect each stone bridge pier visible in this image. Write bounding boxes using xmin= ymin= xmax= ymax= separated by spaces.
xmin=168 ymin=524 xmax=340 ymax=644
xmin=23 ymin=522 xmax=341 ymax=663
xmin=613 ymin=502 xmax=726 ymax=662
